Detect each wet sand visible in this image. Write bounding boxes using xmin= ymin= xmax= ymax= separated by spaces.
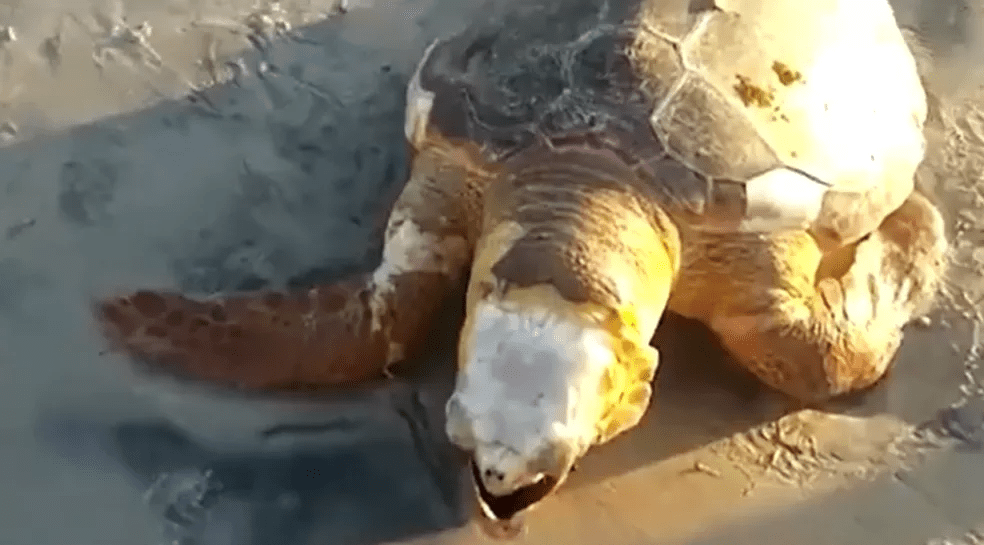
xmin=3 ymin=1 xmax=984 ymax=544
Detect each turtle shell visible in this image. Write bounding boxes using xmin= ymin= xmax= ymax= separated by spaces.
xmin=405 ymin=0 xmax=927 ymax=246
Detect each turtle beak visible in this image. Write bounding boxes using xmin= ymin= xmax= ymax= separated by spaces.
xmin=467 ymin=451 xmax=572 ymax=539
xmin=447 ymin=395 xmax=573 ymax=536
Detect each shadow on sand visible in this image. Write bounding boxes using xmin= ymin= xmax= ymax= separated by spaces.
xmin=40 ymin=300 xmax=902 ymax=545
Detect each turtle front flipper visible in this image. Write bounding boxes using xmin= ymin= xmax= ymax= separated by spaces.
xmin=670 ymin=191 xmax=948 ymax=405
xmin=93 ymin=133 xmax=496 ymax=391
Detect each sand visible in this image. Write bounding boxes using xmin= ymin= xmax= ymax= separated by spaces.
xmin=2 ymin=0 xmax=984 ymax=544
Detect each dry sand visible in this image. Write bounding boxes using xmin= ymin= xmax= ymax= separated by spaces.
xmin=3 ymin=1 xmax=984 ymax=544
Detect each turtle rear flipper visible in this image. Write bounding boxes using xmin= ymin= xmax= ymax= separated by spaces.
xmin=93 ymin=132 xmax=495 ymax=391
xmin=670 ymin=191 xmax=947 ymax=405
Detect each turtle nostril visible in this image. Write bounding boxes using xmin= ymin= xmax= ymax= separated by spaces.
xmin=483 ymin=468 xmax=504 ymax=481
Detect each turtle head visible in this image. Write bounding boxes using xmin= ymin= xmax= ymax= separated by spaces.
xmin=445 ymin=288 xmax=659 ymax=533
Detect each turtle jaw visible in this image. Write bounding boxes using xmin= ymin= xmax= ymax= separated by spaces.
xmin=468 ymin=457 xmax=566 ymax=539
xmin=446 ymin=394 xmax=584 ymax=537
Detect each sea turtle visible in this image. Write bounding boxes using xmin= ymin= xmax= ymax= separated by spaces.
xmin=93 ymin=0 xmax=948 ymax=534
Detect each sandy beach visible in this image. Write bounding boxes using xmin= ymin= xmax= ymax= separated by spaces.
xmin=3 ymin=1 xmax=984 ymax=544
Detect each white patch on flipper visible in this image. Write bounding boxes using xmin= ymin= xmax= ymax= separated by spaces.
xmin=373 ymin=215 xmax=469 ymax=283
xmin=404 ymin=39 xmax=439 ymax=148
xmin=446 ymin=300 xmax=617 ymax=496
xmin=369 ymin=214 xmax=468 ymax=332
